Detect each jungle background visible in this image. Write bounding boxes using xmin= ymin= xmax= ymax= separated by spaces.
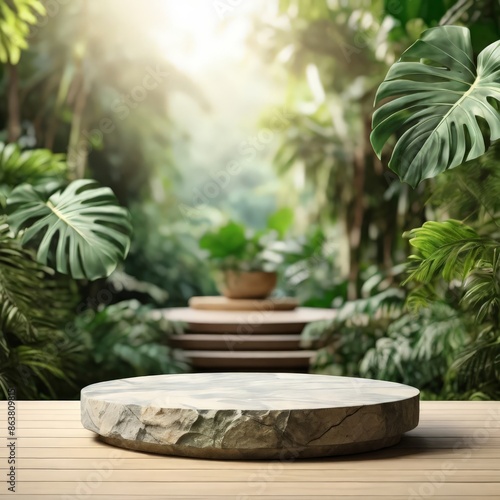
xmin=1 ymin=0 xmax=499 ymax=400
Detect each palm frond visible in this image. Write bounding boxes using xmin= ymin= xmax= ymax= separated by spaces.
xmin=453 ymin=325 xmax=500 ymax=399
xmin=0 ymin=142 xmax=66 ymax=189
xmin=404 ymin=220 xmax=499 ymax=283
xmin=360 ymin=302 xmax=469 ymax=395
xmin=429 ymin=141 xmax=500 ymax=228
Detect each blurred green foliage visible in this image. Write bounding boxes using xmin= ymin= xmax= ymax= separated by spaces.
xmin=66 ymin=300 xmax=188 ymax=391
xmin=0 ymin=0 xmax=44 ymax=64
xmin=124 ymin=202 xmax=217 ymax=306
xmin=1 ymin=0 xmax=500 ymax=401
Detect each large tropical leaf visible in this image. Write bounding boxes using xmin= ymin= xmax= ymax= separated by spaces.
xmin=371 ymin=26 xmax=500 ymax=187
xmin=7 ymin=179 xmax=132 ymax=280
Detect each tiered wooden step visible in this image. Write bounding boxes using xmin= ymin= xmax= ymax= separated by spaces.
xmin=189 ymin=296 xmax=298 ymax=311
xmin=169 ymin=333 xmax=303 ymax=350
xmin=161 ymin=300 xmax=336 ymax=372
xmin=162 ymin=306 xmax=336 ymax=333
xmin=179 ymin=350 xmax=317 ymax=371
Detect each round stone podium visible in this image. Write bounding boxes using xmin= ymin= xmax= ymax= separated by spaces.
xmin=81 ymin=373 xmax=419 ymax=459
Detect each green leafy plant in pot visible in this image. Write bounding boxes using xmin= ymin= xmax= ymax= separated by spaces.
xmin=199 ymin=208 xmax=294 ymax=299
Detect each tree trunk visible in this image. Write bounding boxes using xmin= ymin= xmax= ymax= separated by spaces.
xmin=7 ymin=63 xmax=21 ymax=143
xmin=67 ymin=79 xmax=88 ymax=179
xmin=67 ymin=0 xmax=89 ymax=179
xmin=347 ymin=146 xmax=365 ymax=300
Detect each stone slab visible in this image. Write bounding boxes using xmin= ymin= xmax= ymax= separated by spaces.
xmin=81 ymin=373 xmax=419 ymax=459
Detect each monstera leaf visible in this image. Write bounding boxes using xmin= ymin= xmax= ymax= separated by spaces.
xmin=371 ymin=26 xmax=500 ymax=187
xmin=7 ymin=179 xmax=131 ymax=280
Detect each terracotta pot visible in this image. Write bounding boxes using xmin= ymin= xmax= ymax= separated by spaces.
xmin=217 ymin=270 xmax=277 ymax=299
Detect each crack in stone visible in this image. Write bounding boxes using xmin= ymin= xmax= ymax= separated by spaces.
xmin=242 ymin=411 xmax=290 ymax=440
xmin=306 ymin=406 xmax=363 ymax=445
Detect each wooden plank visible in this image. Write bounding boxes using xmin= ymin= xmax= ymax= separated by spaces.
xmin=15 ymin=469 xmax=500 ymax=482
xmin=6 ymin=497 xmax=494 ymax=500
xmin=184 ymin=350 xmax=315 ymax=368
xmin=15 ymin=457 xmax=500 ymax=470
xmin=407 ymin=428 xmax=500 ymax=438
xmin=12 ymin=481 xmax=500 ymax=496
xmin=169 ymin=333 xmax=304 ymax=351
xmin=1 ymin=428 xmax=93 ymax=437
xmin=5 ymin=436 xmax=499 ymax=449
xmin=1 ymin=438 xmax=101 ymax=447
xmin=4 ymin=497 xmax=494 ymax=500
xmin=188 ymin=296 xmax=299 ymax=311
xmin=183 ymin=350 xmax=316 ymax=358
xmin=0 ymin=420 xmax=84 ymax=428
xmin=0 ymin=400 xmax=499 ymax=499
xmin=2 ymin=444 xmax=500 ymax=460
xmin=160 ymin=306 xmax=337 ymax=326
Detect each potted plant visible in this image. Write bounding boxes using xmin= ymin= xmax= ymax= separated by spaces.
xmin=199 ymin=208 xmax=293 ymax=299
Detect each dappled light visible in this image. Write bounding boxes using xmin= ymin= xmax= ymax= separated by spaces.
xmin=1 ymin=1 xmax=500 ymax=498
xmin=0 ymin=0 xmax=499 ymax=406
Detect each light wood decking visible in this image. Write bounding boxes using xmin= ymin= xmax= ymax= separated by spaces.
xmin=0 ymin=400 xmax=499 ymax=499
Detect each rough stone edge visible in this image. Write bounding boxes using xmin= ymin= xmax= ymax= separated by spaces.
xmin=81 ymin=395 xmax=419 ymax=459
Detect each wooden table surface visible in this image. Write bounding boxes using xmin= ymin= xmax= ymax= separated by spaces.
xmin=0 ymin=400 xmax=499 ymax=499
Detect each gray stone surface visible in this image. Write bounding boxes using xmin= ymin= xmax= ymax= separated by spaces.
xmin=81 ymin=373 xmax=419 ymax=459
